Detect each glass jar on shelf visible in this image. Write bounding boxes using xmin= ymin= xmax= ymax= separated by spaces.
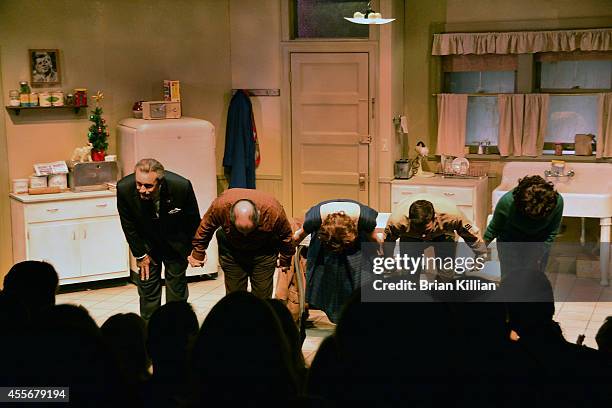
xmin=19 ymin=81 xmax=31 ymax=106
xmin=8 ymin=90 xmax=20 ymax=106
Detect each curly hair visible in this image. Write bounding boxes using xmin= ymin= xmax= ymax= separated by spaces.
xmin=317 ymin=211 xmax=358 ymax=254
xmin=512 ymin=175 xmax=558 ymax=219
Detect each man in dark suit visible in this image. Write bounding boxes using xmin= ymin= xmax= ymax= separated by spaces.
xmin=117 ymin=158 xmax=200 ymax=320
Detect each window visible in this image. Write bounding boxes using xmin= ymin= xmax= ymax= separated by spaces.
xmin=543 ymin=95 xmax=598 ymax=154
xmin=445 ymin=71 xmax=515 ymax=94
xmin=465 ymin=96 xmax=499 ymax=153
xmin=536 ymin=51 xmax=612 ymax=91
xmin=539 ymin=60 xmax=612 ymax=90
xmin=442 ymin=55 xmax=517 ymax=152
xmin=538 ymin=52 xmax=611 ymax=154
xmin=292 ymin=0 xmax=369 ymax=39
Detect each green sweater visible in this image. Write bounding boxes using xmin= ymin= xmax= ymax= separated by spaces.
xmin=484 ymin=190 xmax=564 ymax=243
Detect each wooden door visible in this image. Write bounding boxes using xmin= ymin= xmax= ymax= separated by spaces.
xmin=290 ymin=52 xmax=370 ymax=216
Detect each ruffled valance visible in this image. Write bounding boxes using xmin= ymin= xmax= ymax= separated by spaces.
xmin=432 ymin=28 xmax=612 ymax=55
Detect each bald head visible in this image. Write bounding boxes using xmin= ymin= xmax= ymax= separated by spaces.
xmin=231 ymin=200 xmax=258 ymax=236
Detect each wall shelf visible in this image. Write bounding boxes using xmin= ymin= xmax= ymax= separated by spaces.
xmin=5 ymin=105 xmax=88 ymax=115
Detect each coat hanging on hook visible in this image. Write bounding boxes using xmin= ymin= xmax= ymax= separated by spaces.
xmin=223 ymin=90 xmax=260 ymax=189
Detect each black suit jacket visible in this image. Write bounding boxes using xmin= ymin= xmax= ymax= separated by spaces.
xmin=117 ymin=171 xmax=201 ymax=261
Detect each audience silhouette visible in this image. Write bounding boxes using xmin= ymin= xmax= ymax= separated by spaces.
xmin=145 ymin=300 xmax=199 ymax=408
xmin=0 ymin=261 xmax=610 ymax=407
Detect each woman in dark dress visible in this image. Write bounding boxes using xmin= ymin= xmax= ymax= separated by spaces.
xmin=293 ymin=199 xmax=378 ymax=323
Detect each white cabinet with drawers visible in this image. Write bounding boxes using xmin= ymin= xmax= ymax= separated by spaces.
xmin=391 ymin=176 xmax=488 ymax=232
xmin=10 ymin=190 xmax=129 ymax=284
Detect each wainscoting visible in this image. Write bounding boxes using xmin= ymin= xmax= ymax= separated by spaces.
xmin=216 ymin=174 xmax=284 ymax=203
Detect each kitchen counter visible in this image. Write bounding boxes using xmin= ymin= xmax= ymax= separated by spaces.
xmin=10 ymin=189 xmax=116 ymax=203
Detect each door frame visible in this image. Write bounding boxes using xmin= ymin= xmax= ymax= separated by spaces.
xmin=280 ymin=41 xmax=379 ymax=217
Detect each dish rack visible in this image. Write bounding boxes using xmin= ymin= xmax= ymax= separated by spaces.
xmin=436 ymin=162 xmax=488 ymax=178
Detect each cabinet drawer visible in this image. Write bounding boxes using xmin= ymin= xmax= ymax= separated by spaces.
xmin=391 ymin=185 xmax=425 ymax=207
xmin=425 ymin=186 xmax=473 ymax=206
xmin=26 ymin=197 xmax=118 ymax=223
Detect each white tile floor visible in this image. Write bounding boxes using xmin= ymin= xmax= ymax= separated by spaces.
xmin=56 ymin=271 xmax=611 ymax=365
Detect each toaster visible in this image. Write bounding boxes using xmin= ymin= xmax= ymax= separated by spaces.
xmin=69 ymin=161 xmax=119 ymax=192
xmin=142 ymin=101 xmax=182 ymax=120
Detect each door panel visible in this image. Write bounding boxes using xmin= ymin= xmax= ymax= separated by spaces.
xmin=28 ymin=221 xmax=81 ymax=279
xmin=79 ymin=217 xmax=129 ymax=277
xmin=291 ymin=52 xmax=369 ymax=216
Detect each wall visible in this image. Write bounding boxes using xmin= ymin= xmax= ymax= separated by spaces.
xmin=445 ymin=0 xmax=612 ymax=25
xmin=377 ymin=0 xmax=405 ymax=212
xmin=0 ymin=0 xmax=232 ymax=272
xmin=0 ymin=50 xmax=11 ymax=283
xmin=227 ymin=0 xmax=283 ymax=200
xmin=403 ymin=0 xmax=446 ymax=162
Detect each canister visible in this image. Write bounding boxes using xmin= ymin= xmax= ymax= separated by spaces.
xmin=48 ymin=173 xmax=68 ymax=189
xmin=29 ymin=93 xmax=39 ymax=107
xmin=12 ymin=179 xmax=29 ymax=194
xmin=8 ymin=90 xmax=20 ymax=106
xmin=51 ymin=90 xmax=64 ymax=106
xmin=29 ymin=175 xmax=48 ymax=189
xmin=74 ymin=88 xmax=87 ymax=106
xmin=38 ymin=92 xmax=52 ymax=107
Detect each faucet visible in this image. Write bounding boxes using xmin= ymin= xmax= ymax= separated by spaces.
xmin=544 ymin=169 xmax=575 ymax=178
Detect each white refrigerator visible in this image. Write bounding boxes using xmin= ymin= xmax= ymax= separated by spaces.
xmin=117 ymin=117 xmax=219 ymax=276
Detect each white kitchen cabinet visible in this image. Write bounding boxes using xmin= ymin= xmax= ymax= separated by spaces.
xmin=391 ymin=176 xmax=488 ymax=232
xmin=10 ymin=190 xmax=129 ymax=284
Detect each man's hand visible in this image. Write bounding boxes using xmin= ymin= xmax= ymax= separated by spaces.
xmin=188 ymin=253 xmax=207 ymax=268
xmin=137 ymin=255 xmax=156 ymax=281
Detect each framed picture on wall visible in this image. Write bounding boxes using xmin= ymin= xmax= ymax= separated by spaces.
xmin=29 ymin=49 xmax=61 ymax=86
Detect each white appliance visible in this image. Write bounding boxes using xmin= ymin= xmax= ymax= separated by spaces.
xmin=117 ymin=117 xmax=219 ymax=276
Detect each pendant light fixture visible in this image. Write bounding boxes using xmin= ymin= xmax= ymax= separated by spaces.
xmin=344 ymin=1 xmax=395 ymax=25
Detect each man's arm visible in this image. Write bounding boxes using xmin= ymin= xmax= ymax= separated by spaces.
xmin=184 ymin=181 xmax=201 ymax=238
xmin=449 ymin=216 xmax=488 ymax=258
xmin=117 ymin=190 xmax=150 ymax=258
xmin=190 ymin=200 xmax=222 ymax=262
xmin=484 ymin=196 xmax=510 ymax=245
xmin=545 ymin=195 xmax=564 ymax=243
xmin=274 ymin=208 xmax=295 ymax=268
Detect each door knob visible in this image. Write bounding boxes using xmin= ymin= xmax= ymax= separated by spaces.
xmin=359 ymin=173 xmax=367 ymax=191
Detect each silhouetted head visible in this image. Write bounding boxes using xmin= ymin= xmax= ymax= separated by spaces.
xmin=318 ymin=211 xmax=358 ymax=253
xmin=507 ymin=302 xmax=556 ymax=338
xmin=409 ymin=200 xmax=435 ymax=233
xmin=595 ymin=316 xmax=612 ymax=354
xmin=4 ymin=261 xmax=58 ymax=315
xmin=33 ymin=304 xmax=122 ymax=406
xmin=192 ymin=292 xmax=297 ymax=403
xmin=513 ymin=175 xmax=558 ymax=219
xmin=230 ymin=199 xmax=259 ymax=235
xmin=147 ymin=301 xmax=198 ymax=374
xmin=134 ymin=158 xmax=164 ymax=201
xmin=101 ymin=313 xmax=150 ymax=384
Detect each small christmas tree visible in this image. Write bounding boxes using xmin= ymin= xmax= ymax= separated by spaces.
xmin=87 ymin=91 xmax=109 ymax=161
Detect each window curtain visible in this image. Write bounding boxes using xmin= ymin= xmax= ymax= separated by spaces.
xmin=497 ymin=94 xmax=525 ymax=157
xmin=436 ymin=94 xmax=468 ymax=157
xmin=522 ymin=94 xmax=550 ymax=157
xmin=432 ymin=28 xmax=612 ymax=55
xmin=597 ymin=93 xmax=612 ymax=158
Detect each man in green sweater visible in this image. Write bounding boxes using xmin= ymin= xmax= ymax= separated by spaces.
xmin=485 ymin=175 xmax=563 ymax=245
xmin=485 ymin=175 xmax=563 ymax=302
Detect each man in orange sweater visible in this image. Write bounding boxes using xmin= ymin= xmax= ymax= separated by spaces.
xmin=189 ymin=189 xmax=294 ymax=298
